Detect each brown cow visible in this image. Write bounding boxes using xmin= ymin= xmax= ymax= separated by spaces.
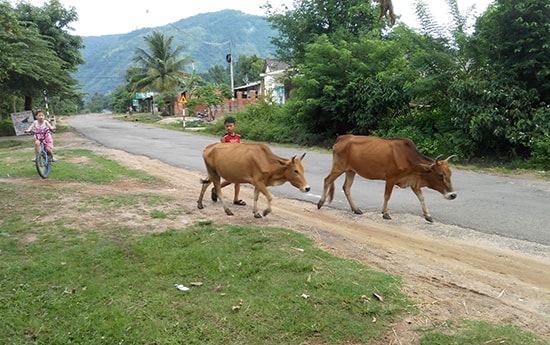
xmin=197 ymin=143 xmax=310 ymax=218
xmin=317 ymin=135 xmax=456 ymax=222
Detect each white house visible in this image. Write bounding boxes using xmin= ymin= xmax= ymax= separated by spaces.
xmin=260 ymin=59 xmax=290 ymax=104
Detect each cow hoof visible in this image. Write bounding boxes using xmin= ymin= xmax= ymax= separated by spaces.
xmin=253 ymin=212 xmax=262 ymax=218
xmin=425 ymin=215 xmax=433 ymax=223
xmin=197 ymin=203 xmax=204 ymax=210
xmin=317 ymin=202 xmax=324 ymax=209
xmin=225 ymin=209 xmax=234 ymax=216
xmin=263 ymin=209 xmax=271 ymax=217
xmin=382 ymin=213 xmax=392 ymax=220
xmin=353 ymin=209 xmax=363 ymax=215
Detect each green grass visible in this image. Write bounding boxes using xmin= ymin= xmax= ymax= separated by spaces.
xmin=0 ymin=223 xmax=411 ymax=344
xmin=0 ymin=147 xmax=159 ymax=183
xmin=420 ymin=320 xmax=548 ymax=345
xmin=0 ymin=139 xmax=25 ymax=149
xmin=0 ymin=180 xmax=410 ymax=343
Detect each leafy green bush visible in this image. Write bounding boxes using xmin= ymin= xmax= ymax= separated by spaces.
xmin=205 ymin=101 xmax=296 ymax=144
xmin=0 ymin=118 xmax=15 ymax=136
xmin=528 ymin=135 xmax=550 ymax=170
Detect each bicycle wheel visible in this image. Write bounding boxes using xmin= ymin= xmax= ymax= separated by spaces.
xmin=35 ymin=150 xmax=51 ymax=178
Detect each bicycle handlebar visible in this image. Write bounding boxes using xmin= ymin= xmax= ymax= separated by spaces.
xmin=25 ymin=129 xmax=54 ymax=139
xmin=25 ymin=128 xmax=54 ymax=135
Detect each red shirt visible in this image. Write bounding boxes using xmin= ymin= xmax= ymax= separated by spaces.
xmin=222 ymin=133 xmax=241 ymax=143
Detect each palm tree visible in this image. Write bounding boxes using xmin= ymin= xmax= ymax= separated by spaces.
xmin=132 ymin=31 xmax=193 ymax=94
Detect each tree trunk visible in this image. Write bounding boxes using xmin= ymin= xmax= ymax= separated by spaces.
xmin=24 ymin=95 xmax=33 ymax=111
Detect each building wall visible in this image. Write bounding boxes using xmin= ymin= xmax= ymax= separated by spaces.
xmin=173 ymin=90 xmax=259 ymax=119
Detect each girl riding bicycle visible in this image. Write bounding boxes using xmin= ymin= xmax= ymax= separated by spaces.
xmin=25 ymin=110 xmax=57 ymax=162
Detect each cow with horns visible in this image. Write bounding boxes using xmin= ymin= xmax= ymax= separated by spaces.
xmin=317 ymin=135 xmax=457 ymax=222
xmin=198 ymin=142 xmax=310 ymax=218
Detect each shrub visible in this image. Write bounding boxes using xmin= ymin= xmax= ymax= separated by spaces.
xmin=0 ymin=119 xmax=16 ymax=136
xmin=528 ymin=135 xmax=550 ymax=170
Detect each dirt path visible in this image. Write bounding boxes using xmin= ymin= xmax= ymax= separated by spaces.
xmin=25 ymin=131 xmax=550 ymax=343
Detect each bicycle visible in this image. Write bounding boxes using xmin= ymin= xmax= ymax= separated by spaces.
xmin=26 ymin=129 xmax=54 ymax=179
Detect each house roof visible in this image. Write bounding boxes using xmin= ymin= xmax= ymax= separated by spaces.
xmin=262 ymin=59 xmax=290 ymax=73
xmin=234 ymin=81 xmax=261 ymax=91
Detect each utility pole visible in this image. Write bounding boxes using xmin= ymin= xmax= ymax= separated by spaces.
xmin=43 ymin=90 xmax=49 ymax=116
xmin=205 ymin=39 xmax=235 ymax=99
xmin=228 ymin=41 xmax=234 ymax=98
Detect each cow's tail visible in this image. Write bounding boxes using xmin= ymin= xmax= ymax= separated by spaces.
xmin=328 ymin=182 xmax=335 ymax=203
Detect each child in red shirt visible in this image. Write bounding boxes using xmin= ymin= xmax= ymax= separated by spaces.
xmin=211 ymin=117 xmax=246 ymax=205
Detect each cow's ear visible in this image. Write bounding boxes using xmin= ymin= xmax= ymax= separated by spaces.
xmin=420 ymin=163 xmax=434 ymax=171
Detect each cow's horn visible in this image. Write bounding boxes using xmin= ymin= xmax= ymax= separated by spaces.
xmin=445 ymin=154 xmax=456 ymax=161
xmin=300 ymin=152 xmax=306 ymax=160
xmin=434 ymin=154 xmax=443 ymax=163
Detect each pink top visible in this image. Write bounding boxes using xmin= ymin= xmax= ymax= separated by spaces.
xmin=33 ymin=120 xmax=54 ymax=149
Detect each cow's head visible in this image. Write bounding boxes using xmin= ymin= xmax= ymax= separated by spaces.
xmin=287 ymin=153 xmax=311 ymax=193
xmin=423 ymin=155 xmax=457 ymax=200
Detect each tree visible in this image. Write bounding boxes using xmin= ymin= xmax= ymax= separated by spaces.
xmin=0 ymin=2 xmax=18 ymax=84
xmin=443 ymin=0 xmax=550 ymax=160
xmin=11 ymin=0 xmax=84 ymax=111
xmin=234 ymin=55 xmax=264 ymax=85
xmin=205 ymin=65 xmax=229 ymax=85
xmin=0 ymin=11 xmax=71 ymax=113
xmin=202 ymin=55 xmax=264 ymax=87
xmin=109 ymin=67 xmax=141 ymax=113
xmin=130 ymin=31 xmax=194 ymax=115
xmin=16 ymin=0 xmax=83 ymax=71
xmin=87 ymin=93 xmax=110 ymax=113
xmin=188 ymin=83 xmax=232 ymax=117
xmin=131 ymin=31 xmax=193 ymax=93
xmin=472 ymin=0 xmax=550 ymax=104
xmin=286 ymin=34 xmax=414 ymax=143
xmin=266 ymin=0 xmax=379 ymax=64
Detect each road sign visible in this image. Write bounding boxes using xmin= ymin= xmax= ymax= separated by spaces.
xmin=136 ymin=92 xmax=155 ymax=99
xmin=10 ymin=110 xmax=34 ymax=136
xmin=179 ymin=94 xmax=188 ymax=104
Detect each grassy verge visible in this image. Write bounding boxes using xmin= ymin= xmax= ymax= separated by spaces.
xmin=1 ymin=131 xmax=547 ymax=344
xmin=1 ymin=208 xmax=409 ymax=343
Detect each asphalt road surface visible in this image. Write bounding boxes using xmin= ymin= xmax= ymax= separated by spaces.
xmin=66 ymin=114 xmax=550 ymax=246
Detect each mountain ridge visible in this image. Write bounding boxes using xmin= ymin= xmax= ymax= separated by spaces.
xmin=74 ymin=10 xmax=278 ymax=96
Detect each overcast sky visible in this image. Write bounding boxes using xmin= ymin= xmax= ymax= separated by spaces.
xmin=14 ymin=0 xmax=493 ymax=36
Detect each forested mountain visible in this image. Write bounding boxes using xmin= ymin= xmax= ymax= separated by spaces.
xmin=74 ymin=10 xmax=278 ymax=96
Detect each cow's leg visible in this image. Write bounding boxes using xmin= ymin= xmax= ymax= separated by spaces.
xmin=252 ymin=187 xmax=262 ymax=218
xmin=411 ymin=186 xmax=432 ymax=222
xmin=317 ymin=169 xmax=344 ymax=209
xmin=197 ymin=178 xmax=211 ymax=209
xmin=382 ymin=181 xmax=396 ymax=220
xmin=203 ymin=170 xmax=233 ymax=216
xmin=214 ymin=179 xmax=233 ymax=216
xmin=342 ymin=171 xmax=362 ymax=214
xmin=254 ymin=184 xmax=273 ymax=218
xmin=261 ymin=189 xmax=273 ymax=217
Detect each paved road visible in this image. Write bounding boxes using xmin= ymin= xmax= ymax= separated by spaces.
xmin=66 ymin=115 xmax=550 ymax=246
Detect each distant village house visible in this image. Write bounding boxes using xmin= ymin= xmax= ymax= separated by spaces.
xmin=172 ymin=59 xmax=290 ymax=118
